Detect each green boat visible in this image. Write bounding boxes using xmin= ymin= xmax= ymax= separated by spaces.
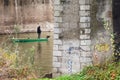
xmin=11 ymin=38 xmax=48 ymax=43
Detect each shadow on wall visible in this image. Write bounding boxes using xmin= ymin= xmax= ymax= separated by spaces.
xmin=59 ymin=27 xmax=80 ymax=40
xmin=91 ymin=0 xmax=113 ymax=65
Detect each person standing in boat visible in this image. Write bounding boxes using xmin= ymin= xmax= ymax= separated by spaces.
xmin=37 ymin=26 xmax=42 ymax=38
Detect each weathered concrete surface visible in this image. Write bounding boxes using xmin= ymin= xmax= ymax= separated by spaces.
xmin=91 ymin=0 xmax=113 ymax=65
xmin=53 ymin=0 xmax=92 ymax=77
xmin=53 ymin=0 xmax=113 ymax=77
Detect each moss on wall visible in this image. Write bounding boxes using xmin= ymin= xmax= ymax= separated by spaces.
xmin=59 ymin=0 xmax=80 ymax=40
xmin=90 ymin=0 xmax=104 ymax=38
xmin=91 ymin=0 xmax=113 ymax=65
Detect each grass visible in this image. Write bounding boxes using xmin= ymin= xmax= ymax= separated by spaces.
xmin=35 ymin=61 xmax=120 ymax=80
xmin=0 ymin=48 xmax=37 ymax=80
xmin=1 ymin=46 xmax=120 ymax=80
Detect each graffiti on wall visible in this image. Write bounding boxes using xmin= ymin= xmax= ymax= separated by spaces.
xmin=95 ymin=43 xmax=110 ymax=52
xmin=61 ymin=40 xmax=81 ymax=74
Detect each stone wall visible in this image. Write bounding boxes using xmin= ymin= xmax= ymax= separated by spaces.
xmin=53 ymin=0 xmax=113 ymax=77
xmin=53 ymin=0 xmax=92 ymax=77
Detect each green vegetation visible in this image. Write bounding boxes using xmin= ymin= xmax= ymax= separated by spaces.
xmin=1 ymin=44 xmax=120 ymax=80
xmin=0 ymin=47 xmax=37 ymax=80
xmin=35 ymin=61 xmax=120 ymax=80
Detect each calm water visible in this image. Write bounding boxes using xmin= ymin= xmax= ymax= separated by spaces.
xmin=0 ymin=32 xmax=53 ymax=77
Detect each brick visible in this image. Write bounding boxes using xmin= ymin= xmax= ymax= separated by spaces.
xmin=54 ymin=11 xmax=61 ymax=16
xmin=79 ymin=0 xmax=91 ymax=4
xmin=80 ymin=57 xmax=92 ymax=63
xmin=54 ymin=34 xmax=59 ymax=39
xmin=54 ymin=0 xmax=60 ymax=5
xmin=54 ymin=40 xmax=62 ymax=45
xmin=54 ymin=28 xmax=61 ymax=34
xmin=80 ymin=17 xmax=90 ymax=22
xmin=53 ymin=51 xmax=62 ymax=56
xmin=59 ymin=45 xmax=63 ymax=50
xmin=53 ymin=57 xmax=58 ymax=62
xmin=54 ymin=45 xmax=59 ymax=50
xmin=54 ymin=23 xmax=59 ymax=28
xmin=80 ymin=35 xmax=90 ymax=39
xmin=79 ymin=11 xmax=90 ymax=16
xmin=81 ymin=52 xmax=92 ymax=57
xmin=54 ymin=17 xmax=62 ymax=22
xmin=85 ymin=29 xmax=91 ymax=34
xmin=80 ymin=45 xmax=91 ymax=51
xmin=79 ymin=0 xmax=86 ymax=4
xmin=80 ymin=5 xmax=90 ymax=10
xmin=58 ymin=57 xmax=62 ymax=62
xmin=54 ymin=5 xmax=63 ymax=11
xmin=80 ymin=40 xmax=91 ymax=45
xmin=53 ymin=62 xmax=61 ymax=67
xmin=80 ymin=23 xmax=90 ymax=28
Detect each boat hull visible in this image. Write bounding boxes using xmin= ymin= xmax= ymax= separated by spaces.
xmin=11 ymin=38 xmax=48 ymax=43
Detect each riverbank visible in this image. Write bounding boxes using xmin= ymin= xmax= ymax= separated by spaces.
xmin=37 ymin=60 xmax=120 ymax=80
xmin=0 ymin=32 xmax=53 ymax=80
xmin=0 ymin=22 xmax=54 ymax=35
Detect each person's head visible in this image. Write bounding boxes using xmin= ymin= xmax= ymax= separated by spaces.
xmin=38 ymin=26 xmax=40 ymax=28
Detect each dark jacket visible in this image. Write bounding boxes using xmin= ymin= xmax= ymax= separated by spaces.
xmin=37 ymin=26 xmax=41 ymax=33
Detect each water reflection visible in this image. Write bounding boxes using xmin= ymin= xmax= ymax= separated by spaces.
xmin=0 ymin=32 xmax=53 ymax=78
xmin=37 ymin=43 xmax=42 ymax=57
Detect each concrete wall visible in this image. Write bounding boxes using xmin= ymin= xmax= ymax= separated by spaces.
xmin=91 ymin=0 xmax=113 ymax=65
xmin=53 ymin=0 xmax=113 ymax=77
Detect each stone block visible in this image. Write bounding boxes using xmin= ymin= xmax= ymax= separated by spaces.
xmin=80 ymin=35 xmax=90 ymax=39
xmin=58 ymin=57 xmax=62 ymax=62
xmin=80 ymin=23 xmax=90 ymax=28
xmin=54 ymin=28 xmax=61 ymax=34
xmin=79 ymin=0 xmax=85 ymax=4
xmin=79 ymin=0 xmax=91 ymax=4
xmin=53 ymin=62 xmax=61 ymax=67
xmin=80 ymin=57 xmax=92 ymax=63
xmin=80 ymin=17 xmax=90 ymax=22
xmin=80 ymin=40 xmax=91 ymax=45
xmin=80 ymin=5 xmax=90 ymax=10
xmin=53 ymin=51 xmax=62 ymax=56
xmin=53 ymin=45 xmax=59 ymax=50
xmin=54 ymin=5 xmax=63 ymax=11
xmin=54 ymin=23 xmax=59 ymax=28
xmin=54 ymin=0 xmax=60 ymax=5
xmin=54 ymin=11 xmax=61 ymax=16
xmin=54 ymin=34 xmax=59 ymax=39
xmin=53 ymin=57 xmax=58 ymax=62
xmin=54 ymin=17 xmax=62 ymax=22
xmin=81 ymin=52 xmax=92 ymax=57
xmin=80 ymin=45 xmax=91 ymax=51
xmin=85 ymin=28 xmax=91 ymax=34
xmin=59 ymin=45 xmax=63 ymax=50
xmin=79 ymin=11 xmax=90 ymax=16
xmin=54 ymin=40 xmax=62 ymax=45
